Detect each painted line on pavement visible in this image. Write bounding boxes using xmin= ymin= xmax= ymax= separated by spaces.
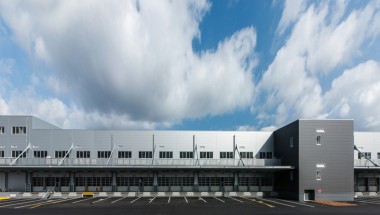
xmin=111 ymin=197 xmax=127 ymax=204
xmin=253 ymin=198 xmax=293 ymax=208
xmin=149 ymin=197 xmax=156 ymax=203
xmin=72 ymin=198 xmax=94 ymax=204
xmin=130 ymin=197 xmax=141 ymax=203
xmin=213 ymin=197 xmax=225 ymax=203
xmin=275 ymin=199 xmax=315 ymax=207
xmin=30 ymin=198 xmax=78 ymax=209
xmin=240 ymin=197 xmax=275 ymax=208
xmin=198 ymin=197 xmax=207 ymax=203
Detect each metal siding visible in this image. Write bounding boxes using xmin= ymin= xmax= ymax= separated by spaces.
xmin=273 ymin=120 xmax=299 ymax=200
xmin=299 ymin=120 xmax=354 ymax=201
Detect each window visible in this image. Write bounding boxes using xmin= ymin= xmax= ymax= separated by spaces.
xmin=259 ymin=152 xmax=265 ymax=159
xmin=223 ymin=177 xmax=234 ymax=186
xmin=316 ymin=170 xmax=322 ymax=180
xmin=12 ymin=126 xmax=26 ymax=134
xmin=139 ymin=151 xmax=153 ymax=158
xmin=266 ymin=152 xmax=273 ymax=159
xmin=118 ymin=151 xmax=132 ymax=158
xmin=129 ymin=177 xmax=140 ymax=186
xmin=198 ymin=177 xmax=210 ymax=186
xmin=143 ymin=177 xmax=154 ymax=186
xmin=358 ymin=178 xmax=365 ymax=186
xmin=159 ymin=151 xmax=173 ymax=158
xmin=55 ymin=151 xmax=68 ymax=158
xmin=34 ymin=151 xmax=47 ymax=158
xmin=316 ymin=135 xmax=321 ymax=145
xmin=378 ymin=153 xmax=380 ymax=159
xmin=240 ymin=152 xmax=254 ymax=159
xmin=102 ymin=177 xmax=112 ymax=186
xmin=116 ymin=177 xmax=128 ymax=186
xmin=0 ymin=126 xmax=4 ymax=134
xmin=180 ymin=151 xmax=193 ymax=158
xmin=259 ymin=152 xmax=272 ymax=159
xmin=76 ymin=151 xmax=90 ymax=158
xmin=0 ymin=150 xmax=4 ymax=158
xmin=220 ymin=152 xmax=233 ymax=159
xmin=210 ymin=177 xmax=220 ymax=186
xmin=97 ymin=151 xmax=111 ymax=158
xmin=369 ymin=178 xmax=378 ymax=186
xmin=46 ymin=177 xmax=58 ymax=186
xmin=75 ymin=177 xmax=85 ymax=186
xmin=32 ymin=177 xmax=44 ymax=186
xmin=239 ymin=177 xmax=248 ymax=186
xmin=12 ymin=150 xmax=26 ymax=158
xmin=182 ymin=177 xmax=194 ymax=186
xmin=61 ymin=177 xmax=70 ymax=186
xmin=158 ymin=177 xmax=170 ymax=186
xmin=200 ymin=152 xmax=213 ymax=158
xmin=170 ymin=177 xmax=181 ymax=186
xmin=249 ymin=177 xmax=260 ymax=186
xmin=290 ymin=137 xmax=294 ymax=147
xmin=87 ymin=177 xmax=101 ymax=186
xmin=359 ymin=152 xmax=371 ymax=159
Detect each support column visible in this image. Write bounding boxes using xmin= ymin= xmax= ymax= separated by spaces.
xmin=5 ymin=172 xmax=8 ymax=192
xmin=259 ymin=176 xmax=262 ymax=192
xmin=70 ymin=172 xmax=75 ymax=192
xmin=112 ymin=172 xmax=117 ymax=192
xmin=234 ymin=172 xmax=238 ymax=191
xmin=153 ymin=172 xmax=158 ymax=192
xmin=26 ymin=172 xmax=32 ymax=192
xmin=193 ymin=172 xmax=198 ymax=192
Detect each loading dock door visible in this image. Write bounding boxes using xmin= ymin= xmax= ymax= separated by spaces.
xmin=304 ymin=190 xmax=315 ymax=201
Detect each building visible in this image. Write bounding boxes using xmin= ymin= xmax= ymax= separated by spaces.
xmin=0 ymin=115 xmax=377 ymax=201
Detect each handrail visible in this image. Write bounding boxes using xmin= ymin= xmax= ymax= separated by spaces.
xmin=58 ymin=144 xmax=74 ymax=166
xmin=354 ymin=145 xmax=379 ymax=167
xmin=10 ymin=143 xmax=31 ymax=166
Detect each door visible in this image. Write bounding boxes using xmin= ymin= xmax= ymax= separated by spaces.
xmin=304 ymin=190 xmax=315 ymax=201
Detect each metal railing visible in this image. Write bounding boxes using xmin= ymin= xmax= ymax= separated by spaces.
xmin=0 ymin=158 xmax=281 ymax=167
xmin=354 ymin=159 xmax=380 ymax=167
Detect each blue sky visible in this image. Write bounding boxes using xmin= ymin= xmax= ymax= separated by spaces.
xmin=0 ymin=0 xmax=380 ymax=131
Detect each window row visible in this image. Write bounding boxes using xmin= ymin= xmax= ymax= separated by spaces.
xmin=3 ymin=150 xmax=274 ymax=159
xmin=0 ymin=126 xmax=28 ymax=134
xmin=259 ymin=152 xmax=273 ymax=159
xmin=357 ymin=152 xmax=380 ymax=159
xmin=12 ymin=126 xmax=27 ymax=134
xmin=31 ymin=176 xmax=273 ymax=187
xmin=32 ymin=177 xmax=70 ymax=186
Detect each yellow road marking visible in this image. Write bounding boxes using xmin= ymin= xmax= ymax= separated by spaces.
xmin=0 ymin=197 xmax=10 ymax=201
xmin=244 ymin=197 xmax=275 ymax=208
xmin=31 ymin=198 xmax=76 ymax=209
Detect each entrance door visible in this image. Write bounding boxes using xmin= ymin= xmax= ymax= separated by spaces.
xmin=304 ymin=190 xmax=315 ymax=201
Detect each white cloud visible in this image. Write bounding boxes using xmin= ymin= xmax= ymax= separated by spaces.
xmin=0 ymin=90 xmax=158 ymax=130
xmin=0 ymin=0 xmax=257 ymax=127
xmin=325 ymin=60 xmax=380 ymax=130
xmin=255 ymin=1 xmax=380 ymax=129
xmin=260 ymin=125 xmax=277 ymax=132
xmin=236 ymin=125 xmax=256 ymax=131
xmin=276 ymin=0 xmax=306 ymax=35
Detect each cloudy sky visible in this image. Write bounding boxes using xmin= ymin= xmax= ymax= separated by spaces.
xmin=0 ymin=0 xmax=380 ymax=131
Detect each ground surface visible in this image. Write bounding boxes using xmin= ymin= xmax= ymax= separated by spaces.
xmin=0 ymin=196 xmax=379 ymax=215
